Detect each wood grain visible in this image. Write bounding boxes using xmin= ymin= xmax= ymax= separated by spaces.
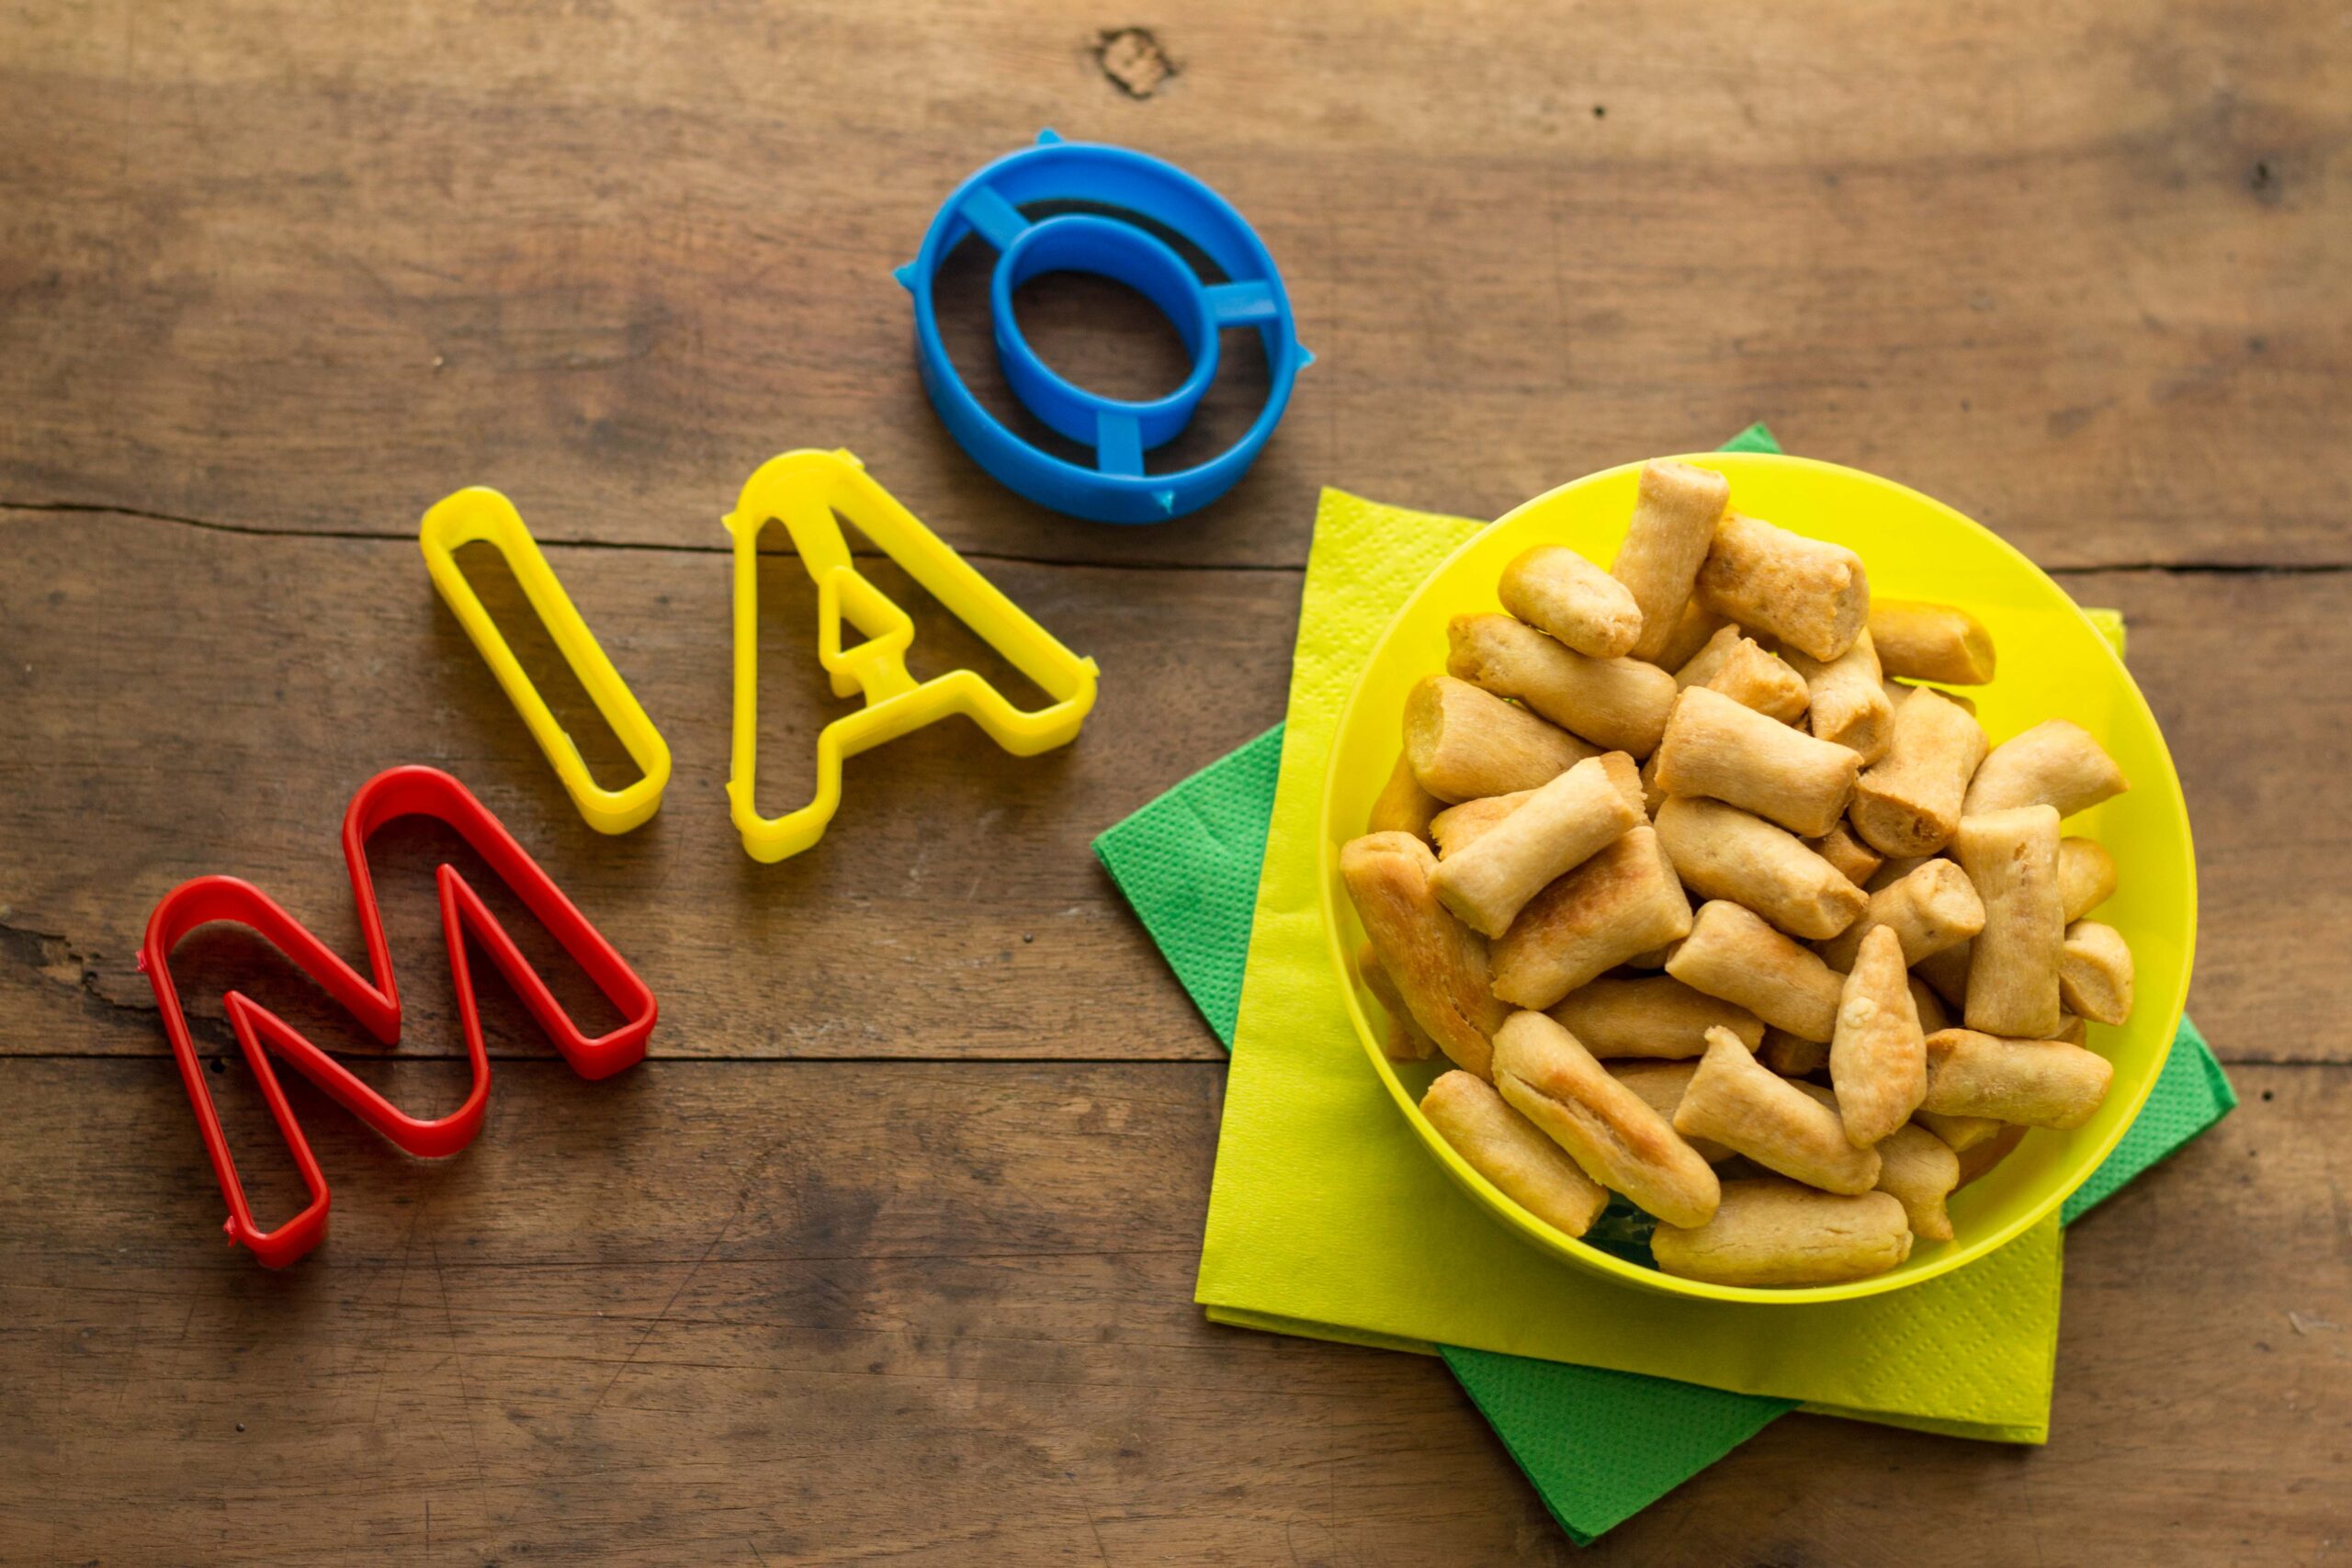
xmin=3 ymin=0 xmax=2346 ymax=569
xmin=4 ymin=0 xmax=2347 ymax=1558
xmin=2063 ymin=568 xmax=2352 ymax=1064
xmin=0 ymin=1057 xmax=2340 ymax=1566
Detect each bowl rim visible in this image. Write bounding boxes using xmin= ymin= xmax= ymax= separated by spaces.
xmin=1317 ymin=450 xmax=2197 ymax=1305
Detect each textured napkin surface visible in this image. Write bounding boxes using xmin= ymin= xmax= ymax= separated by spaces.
xmin=1095 ymin=727 xmax=1283 ymax=1044
xmin=1436 ymin=1348 xmax=1797 ymax=1541
xmin=1091 ymin=431 xmax=2234 ymax=1540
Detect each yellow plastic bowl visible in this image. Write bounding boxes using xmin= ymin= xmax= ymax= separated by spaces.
xmin=1319 ymin=452 xmax=2196 ymax=1304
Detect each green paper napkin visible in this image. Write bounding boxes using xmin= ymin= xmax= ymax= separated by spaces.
xmin=1095 ymin=724 xmax=2230 ymax=1537
xmin=1091 ymin=429 xmax=2234 ymax=1542
xmin=1434 ymin=1348 xmax=1796 ymax=1541
xmin=1098 ymin=726 xmax=1284 ymax=1044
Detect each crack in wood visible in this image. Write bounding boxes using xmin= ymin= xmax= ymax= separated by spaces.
xmin=0 ymin=498 xmax=1304 ymax=573
xmin=0 ymin=915 xmax=146 ymax=1014
xmin=6 ymin=499 xmax=2346 ymax=577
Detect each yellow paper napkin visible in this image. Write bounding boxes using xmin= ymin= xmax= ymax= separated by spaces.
xmin=1195 ymin=487 xmax=2063 ymax=1442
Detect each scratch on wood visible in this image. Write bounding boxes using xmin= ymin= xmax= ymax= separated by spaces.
xmin=371 ymin=1198 xmax=431 ymax=1425
xmin=590 ymin=1143 xmax=784 ymax=1411
xmin=433 ymin=1235 xmax=497 ymax=1523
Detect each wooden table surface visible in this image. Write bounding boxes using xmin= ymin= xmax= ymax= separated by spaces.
xmin=5 ymin=2 xmax=2347 ymax=1562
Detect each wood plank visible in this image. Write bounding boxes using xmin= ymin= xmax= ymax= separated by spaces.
xmin=0 ymin=1056 xmax=2338 ymax=1565
xmin=4 ymin=516 xmax=2346 ymax=1063
xmin=2066 ymin=568 xmax=2352 ymax=1063
xmin=3 ymin=0 xmax=2346 ymax=569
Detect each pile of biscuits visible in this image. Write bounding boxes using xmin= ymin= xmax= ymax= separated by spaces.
xmin=1345 ymin=460 xmax=2135 ymax=1287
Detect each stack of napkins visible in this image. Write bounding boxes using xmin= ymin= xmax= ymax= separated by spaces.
xmin=1094 ymin=428 xmax=2235 ymax=1541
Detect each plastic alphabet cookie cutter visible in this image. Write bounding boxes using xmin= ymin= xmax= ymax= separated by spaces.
xmin=139 ymin=765 xmax=658 ymax=1267
xmin=421 ymin=488 xmax=673 ymax=833
xmin=896 ymin=131 xmax=1311 ymax=525
xmin=724 ymin=449 xmax=1100 ymax=863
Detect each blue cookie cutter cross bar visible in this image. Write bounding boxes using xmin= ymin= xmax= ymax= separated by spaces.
xmin=896 ymin=132 xmax=1311 ymax=525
